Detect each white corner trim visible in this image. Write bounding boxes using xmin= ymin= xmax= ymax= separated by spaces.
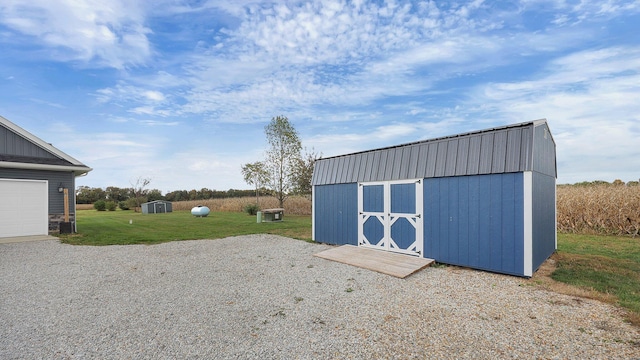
xmin=554 ymin=178 xmax=558 ymax=250
xmin=523 ymin=171 xmax=533 ymax=277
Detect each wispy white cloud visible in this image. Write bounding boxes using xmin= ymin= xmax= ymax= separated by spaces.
xmin=29 ymin=98 xmax=65 ymax=108
xmin=0 ymin=0 xmax=152 ymax=68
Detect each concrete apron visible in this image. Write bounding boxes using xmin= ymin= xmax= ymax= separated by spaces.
xmin=0 ymin=235 xmax=59 ymax=244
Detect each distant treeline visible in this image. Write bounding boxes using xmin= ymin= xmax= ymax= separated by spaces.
xmin=76 ymin=186 xmax=271 ymax=204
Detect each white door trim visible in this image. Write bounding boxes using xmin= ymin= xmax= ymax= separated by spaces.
xmin=358 ymin=179 xmax=423 ymax=257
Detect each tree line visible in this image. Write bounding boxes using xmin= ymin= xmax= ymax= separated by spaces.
xmin=75 ymin=186 xmax=267 ymax=204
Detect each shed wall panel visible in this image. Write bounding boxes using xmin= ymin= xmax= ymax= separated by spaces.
xmin=533 ymin=123 xmax=557 ymax=177
xmin=457 ymin=176 xmax=470 ymax=265
xmin=467 ymin=176 xmax=481 ymax=268
xmin=313 ymin=183 xmax=358 ymax=246
xmin=477 ymin=175 xmax=492 ymax=270
xmin=488 ymin=175 xmax=503 ymax=267
xmin=532 ymin=172 xmax=557 ymax=271
xmin=363 ymin=184 xmax=384 ymax=213
xmin=447 ymin=176 xmax=459 ymax=261
xmin=423 ymin=173 xmax=525 ymax=276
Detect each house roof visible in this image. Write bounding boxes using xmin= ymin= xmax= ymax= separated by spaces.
xmin=0 ymin=115 xmax=92 ymax=176
xmin=312 ymin=119 xmax=556 ymax=186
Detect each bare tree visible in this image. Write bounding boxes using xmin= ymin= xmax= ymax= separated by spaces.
xmin=130 ymin=177 xmax=151 ymax=212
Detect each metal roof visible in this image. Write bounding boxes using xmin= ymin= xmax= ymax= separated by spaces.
xmin=312 ymin=119 xmax=556 ymax=186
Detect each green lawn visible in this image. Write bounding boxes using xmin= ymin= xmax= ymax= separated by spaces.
xmin=553 ymin=233 xmax=640 ymax=320
xmin=60 ymin=210 xmax=312 ymax=246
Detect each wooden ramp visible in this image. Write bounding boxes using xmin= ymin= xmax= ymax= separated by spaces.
xmin=314 ymin=245 xmax=434 ymax=279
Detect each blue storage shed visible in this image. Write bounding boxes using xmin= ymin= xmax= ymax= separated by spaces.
xmin=312 ymin=119 xmax=556 ymax=277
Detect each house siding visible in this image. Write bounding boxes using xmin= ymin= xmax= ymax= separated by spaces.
xmin=0 ymin=124 xmax=60 ymax=160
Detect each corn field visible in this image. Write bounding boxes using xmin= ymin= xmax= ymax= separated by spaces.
xmin=557 ymin=184 xmax=640 ymax=237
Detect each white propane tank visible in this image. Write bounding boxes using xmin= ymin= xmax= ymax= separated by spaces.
xmin=191 ymin=205 xmax=210 ymax=217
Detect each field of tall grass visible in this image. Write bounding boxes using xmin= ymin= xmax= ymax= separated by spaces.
xmin=77 ymin=196 xmax=312 ymax=214
xmin=557 ymin=184 xmax=640 ymax=236
xmin=171 ymin=195 xmax=312 ymax=215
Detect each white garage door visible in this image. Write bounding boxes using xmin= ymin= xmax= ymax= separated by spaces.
xmin=0 ymin=179 xmax=48 ymax=238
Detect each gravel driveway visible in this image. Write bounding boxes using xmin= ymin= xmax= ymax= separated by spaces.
xmin=1 ymin=235 xmax=638 ymax=359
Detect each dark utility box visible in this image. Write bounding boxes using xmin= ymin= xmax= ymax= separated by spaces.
xmin=59 ymin=222 xmax=73 ymax=234
xmin=262 ymin=208 xmax=284 ymax=222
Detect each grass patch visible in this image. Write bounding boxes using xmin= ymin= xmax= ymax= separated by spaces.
xmin=551 ymin=233 xmax=640 ymax=325
xmin=60 ymin=210 xmax=311 ymax=246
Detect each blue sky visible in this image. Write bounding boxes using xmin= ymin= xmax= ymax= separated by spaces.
xmin=1 ymin=0 xmax=639 ymax=193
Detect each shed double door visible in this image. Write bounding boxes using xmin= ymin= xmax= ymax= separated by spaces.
xmin=358 ymin=179 xmax=423 ymax=257
xmin=154 ymin=203 xmax=166 ymax=213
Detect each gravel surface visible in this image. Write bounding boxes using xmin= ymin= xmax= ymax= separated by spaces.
xmin=1 ymin=235 xmax=638 ymax=359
